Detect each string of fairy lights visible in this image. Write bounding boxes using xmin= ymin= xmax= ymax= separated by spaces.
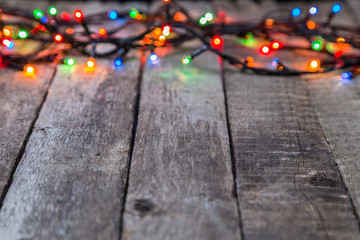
xmin=0 ymin=0 xmax=360 ymax=81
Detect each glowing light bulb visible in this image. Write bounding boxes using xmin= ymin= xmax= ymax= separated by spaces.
xmin=33 ymin=9 xmax=44 ymax=19
xmin=306 ymin=20 xmax=316 ymax=30
xmin=309 ymin=6 xmax=318 ymax=15
xmin=98 ymin=28 xmax=107 ymax=36
xmin=61 ymin=12 xmax=71 ymax=21
xmin=311 ymin=40 xmax=322 ymax=51
xmin=87 ymin=58 xmax=95 ymax=68
xmin=114 ymin=57 xmax=123 ymax=68
xmin=64 ymin=57 xmax=75 ymax=66
xmin=149 ymin=53 xmax=158 ymax=64
xmin=48 ymin=6 xmax=57 ymax=16
xmin=272 ymin=58 xmax=279 ymax=66
xmin=182 ymin=56 xmax=191 ymax=65
xmin=108 ymin=10 xmax=118 ymax=20
xmin=342 ymin=72 xmax=352 ymax=81
xmin=212 ymin=36 xmax=223 ymax=48
xmin=2 ymin=38 xmax=14 ymax=49
xmin=18 ymin=29 xmax=28 ymax=39
xmin=260 ymin=45 xmax=271 ymax=55
xmin=292 ymin=7 xmax=301 ymax=17
xmin=54 ymin=34 xmax=63 ymax=42
xmin=159 ymin=35 xmax=166 ymax=41
xmin=40 ymin=16 xmax=48 ymax=23
xmin=66 ymin=28 xmax=74 ymax=35
xmin=24 ymin=64 xmax=36 ymax=76
xmin=205 ymin=12 xmax=214 ymax=21
xmin=199 ymin=17 xmax=207 ymax=25
xmin=74 ymin=10 xmax=84 ymax=21
xmin=129 ymin=8 xmax=138 ymax=18
xmin=332 ymin=4 xmax=342 ymax=14
xmin=3 ymin=26 xmax=12 ymax=37
xmin=309 ymin=59 xmax=320 ymax=71
xmin=271 ymin=41 xmax=282 ymax=50
xmin=162 ymin=25 xmax=171 ymax=37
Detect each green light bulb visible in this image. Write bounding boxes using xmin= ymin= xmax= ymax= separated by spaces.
xmin=48 ymin=6 xmax=57 ymax=16
xmin=204 ymin=12 xmax=214 ymax=22
xmin=64 ymin=58 xmax=75 ymax=66
xmin=199 ymin=17 xmax=207 ymax=25
xmin=182 ymin=56 xmax=191 ymax=65
xmin=33 ymin=9 xmax=44 ymax=19
xmin=312 ymin=40 xmax=322 ymax=51
xmin=129 ymin=8 xmax=138 ymax=18
xmin=18 ymin=29 xmax=28 ymax=39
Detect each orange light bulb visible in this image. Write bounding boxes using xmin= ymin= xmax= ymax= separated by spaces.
xmin=308 ymin=59 xmax=320 ymax=71
xmin=86 ymin=58 xmax=96 ymax=69
xmin=271 ymin=41 xmax=282 ymax=50
xmin=98 ymin=28 xmax=106 ymax=36
xmin=24 ymin=64 xmax=36 ymax=76
xmin=3 ymin=26 xmax=12 ymax=37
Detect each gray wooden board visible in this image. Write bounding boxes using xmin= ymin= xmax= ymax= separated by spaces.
xmin=0 ymin=66 xmax=55 ymax=200
xmin=0 ymin=54 xmax=141 ymax=239
xmin=0 ymin=1 xmax=147 ymax=237
xmin=217 ymin=1 xmax=360 ymax=239
xmin=121 ymin=47 xmax=241 ymax=239
xmin=306 ymin=75 xmax=360 ymax=225
xmin=225 ymin=70 xmax=360 ymax=240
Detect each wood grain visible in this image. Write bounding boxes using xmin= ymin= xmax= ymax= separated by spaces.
xmin=225 ymin=70 xmax=360 ymax=240
xmin=307 ymin=75 xmax=360 ymax=221
xmin=0 ymin=55 xmax=141 ymax=239
xmin=0 ymin=66 xmax=55 ymax=202
xmin=121 ymin=48 xmax=241 ymax=240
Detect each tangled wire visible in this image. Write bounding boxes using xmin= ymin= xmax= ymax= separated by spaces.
xmin=0 ymin=0 xmax=359 ymax=80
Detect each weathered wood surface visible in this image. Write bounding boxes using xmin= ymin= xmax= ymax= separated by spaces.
xmin=0 ymin=66 xmax=55 ymax=203
xmin=121 ymin=48 xmax=241 ymax=239
xmin=225 ymin=70 xmax=360 ymax=240
xmin=0 ymin=2 xmax=146 ymax=238
xmin=0 ymin=53 xmax=141 ymax=239
xmin=307 ymin=75 xmax=360 ymax=223
xmin=1 ymin=1 xmax=360 ymax=239
xmin=218 ymin=1 xmax=360 ymax=239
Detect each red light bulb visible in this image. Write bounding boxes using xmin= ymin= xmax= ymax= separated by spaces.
xmin=74 ymin=10 xmax=83 ymax=21
xmin=212 ymin=36 xmax=223 ymax=48
xmin=260 ymin=45 xmax=271 ymax=55
xmin=54 ymin=34 xmax=63 ymax=43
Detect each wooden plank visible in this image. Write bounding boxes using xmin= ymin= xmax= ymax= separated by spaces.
xmin=0 ymin=1 xmax=144 ymax=238
xmin=0 ymin=54 xmax=141 ymax=239
xmin=121 ymin=47 xmax=241 ymax=239
xmin=0 ymin=66 xmax=55 ymax=201
xmin=306 ymin=75 xmax=360 ymax=222
xmin=225 ymin=71 xmax=360 ymax=239
xmin=217 ymin=1 xmax=360 ymax=239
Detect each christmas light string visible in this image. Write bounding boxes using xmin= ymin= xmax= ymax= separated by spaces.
xmin=0 ymin=0 xmax=360 ymax=81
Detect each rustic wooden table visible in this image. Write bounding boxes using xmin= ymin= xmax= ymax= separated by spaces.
xmin=1 ymin=0 xmax=360 ymax=239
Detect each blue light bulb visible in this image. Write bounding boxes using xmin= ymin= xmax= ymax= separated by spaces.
xmin=40 ymin=16 xmax=48 ymax=23
xmin=149 ymin=53 xmax=158 ymax=64
xmin=309 ymin=6 xmax=318 ymax=15
xmin=8 ymin=41 xmax=14 ymax=49
xmin=332 ymin=4 xmax=342 ymax=14
xmin=108 ymin=10 xmax=118 ymax=20
xmin=114 ymin=57 xmax=123 ymax=68
xmin=292 ymin=8 xmax=301 ymax=17
xmin=342 ymin=72 xmax=352 ymax=81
